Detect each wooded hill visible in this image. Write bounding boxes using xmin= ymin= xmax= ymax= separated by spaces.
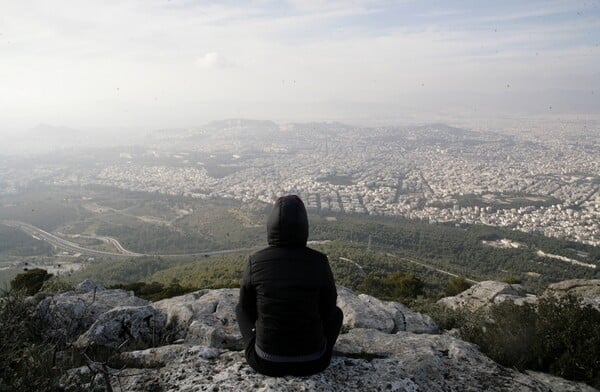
xmin=1 ymin=184 xmax=598 ymax=297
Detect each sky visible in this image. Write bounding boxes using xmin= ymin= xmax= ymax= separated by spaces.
xmin=1 ymin=0 xmax=599 ymax=133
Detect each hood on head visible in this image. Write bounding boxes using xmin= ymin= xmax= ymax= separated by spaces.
xmin=267 ymin=195 xmax=309 ymax=247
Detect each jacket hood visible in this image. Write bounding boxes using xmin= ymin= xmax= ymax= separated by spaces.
xmin=267 ymin=195 xmax=309 ymax=247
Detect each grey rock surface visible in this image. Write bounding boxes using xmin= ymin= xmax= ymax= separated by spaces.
xmin=76 ymin=279 xmax=106 ymax=294
xmin=437 ymin=280 xmax=538 ymax=310
xmin=545 ymin=279 xmax=600 ymax=310
xmin=337 ymin=286 xmax=396 ymax=332
xmin=74 ymin=305 xmax=167 ymax=350
xmin=526 ymin=371 xmax=599 ymax=392
xmin=53 ymin=281 xmax=596 ymax=392
xmin=117 ymin=344 xmax=190 ymax=368
xmin=103 ymin=333 xmax=598 ymax=392
xmin=337 ymin=286 xmax=438 ymax=334
xmin=357 ymin=293 xmax=439 ymax=334
xmin=153 ymin=288 xmax=243 ymax=349
xmin=36 ymin=287 xmax=149 ymax=341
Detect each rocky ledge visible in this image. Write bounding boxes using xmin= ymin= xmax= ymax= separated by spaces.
xmin=36 ymin=280 xmax=597 ymax=392
xmin=438 ymin=279 xmax=600 ymax=311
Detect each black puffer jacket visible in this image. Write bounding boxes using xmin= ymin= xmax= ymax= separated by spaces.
xmin=238 ymin=195 xmax=337 ymax=357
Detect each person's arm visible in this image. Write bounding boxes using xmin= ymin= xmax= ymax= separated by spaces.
xmin=319 ymin=257 xmax=337 ymax=321
xmin=239 ymin=260 xmax=257 ymax=322
xmin=237 ymin=259 xmax=258 ymax=345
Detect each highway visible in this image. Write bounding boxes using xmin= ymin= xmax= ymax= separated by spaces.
xmin=0 ymin=220 xmax=254 ymax=259
xmin=1 ymin=220 xmax=480 ymax=282
xmin=1 ymin=220 xmax=145 ymax=258
xmin=55 ymin=232 xmax=143 ymax=257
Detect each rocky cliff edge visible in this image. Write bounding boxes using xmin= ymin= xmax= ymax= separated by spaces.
xmin=35 ymin=280 xmax=597 ymax=392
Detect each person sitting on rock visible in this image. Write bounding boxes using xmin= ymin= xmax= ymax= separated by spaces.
xmin=236 ymin=195 xmax=343 ymax=376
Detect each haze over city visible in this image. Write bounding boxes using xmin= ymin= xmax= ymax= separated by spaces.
xmin=1 ymin=0 xmax=599 ymax=136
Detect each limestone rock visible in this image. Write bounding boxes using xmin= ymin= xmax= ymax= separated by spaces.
xmin=337 ymin=286 xmax=396 ymax=332
xmin=545 ymin=279 xmax=600 ymax=310
xmin=76 ymin=279 xmax=106 ymax=294
xmin=357 ymin=293 xmax=439 ymax=334
xmin=437 ymin=280 xmax=538 ymax=310
xmin=334 ymin=328 xmax=596 ymax=392
xmin=60 ymin=366 xmax=98 ymax=392
xmin=117 ymin=344 xmax=190 ymax=368
xmin=36 ymin=285 xmax=149 ymax=341
xmin=526 ymin=371 xmax=599 ymax=392
xmin=103 ymin=333 xmax=596 ymax=392
xmin=74 ymin=305 xmax=167 ymax=350
xmin=153 ymin=288 xmax=243 ymax=350
xmin=50 ymin=281 xmax=597 ymax=392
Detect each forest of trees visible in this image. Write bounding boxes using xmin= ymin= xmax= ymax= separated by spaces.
xmin=40 ymin=202 xmax=597 ymax=299
xmin=2 ymin=184 xmax=597 ymax=291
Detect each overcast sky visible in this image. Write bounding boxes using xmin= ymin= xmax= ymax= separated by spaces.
xmin=1 ymin=0 xmax=599 ymax=133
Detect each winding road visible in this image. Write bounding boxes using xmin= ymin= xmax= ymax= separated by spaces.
xmin=0 ymin=220 xmax=253 ymax=259
xmin=1 ymin=220 xmax=480 ymax=283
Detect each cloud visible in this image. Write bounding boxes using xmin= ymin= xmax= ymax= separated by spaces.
xmin=195 ymin=52 xmax=233 ymax=68
xmin=0 ymin=0 xmax=598 ymax=131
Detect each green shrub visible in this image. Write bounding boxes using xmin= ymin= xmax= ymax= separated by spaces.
xmin=434 ymin=295 xmax=600 ymax=389
xmin=0 ymin=288 xmax=124 ymax=391
xmin=535 ymin=295 xmax=600 ymax=384
xmin=109 ymin=281 xmax=196 ymax=301
xmin=460 ymin=301 xmax=538 ymax=370
xmin=0 ymin=291 xmax=60 ymax=391
xmin=357 ymin=272 xmax=424 ymax=301
xmin=385 ymin=272 xmax=424 ymax=299
xmin=41 ymin=278 xmax=74 ymax=294
xmin=445 ymin=276 xmax=472 ymax=296
xmin=10 ymin=268 xmax=52 ymax=295
xmin=414 ymin=301 xmax=465 ymax=331
xmin=356 ymin=276 xmax=389 ymax=298
xmin=502 ymin=276 xmax=522 ymax=284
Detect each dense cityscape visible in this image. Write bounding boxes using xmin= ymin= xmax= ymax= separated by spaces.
xmin=1 ymin=120 xmax=598 ymax=246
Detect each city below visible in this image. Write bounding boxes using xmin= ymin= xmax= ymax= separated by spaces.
xmin=1 ymin=119 xmax=598 ymax=246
